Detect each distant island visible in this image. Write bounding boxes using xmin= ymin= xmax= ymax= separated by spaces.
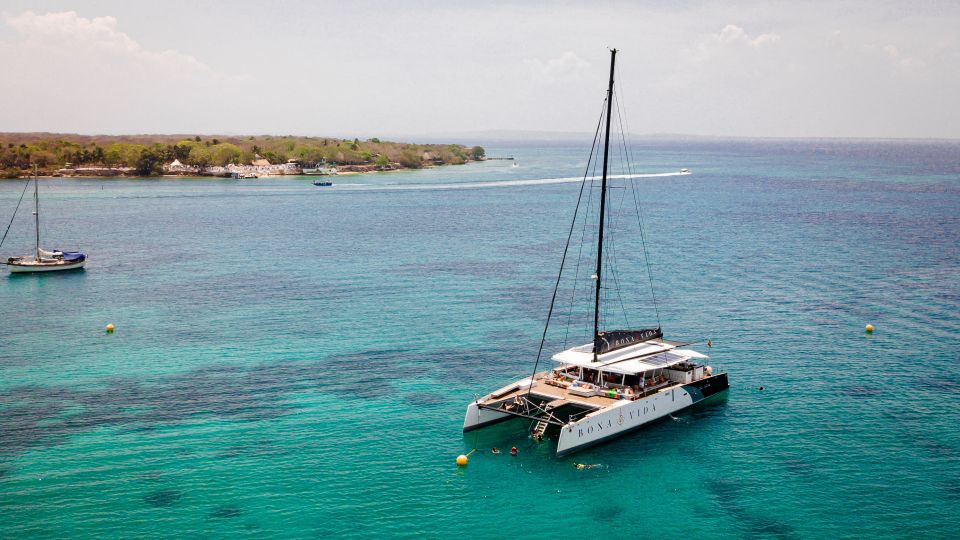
xmin=0 ymin=133 xmax=486 ymax=178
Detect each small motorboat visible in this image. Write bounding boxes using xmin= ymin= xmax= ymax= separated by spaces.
xmin=312 ymin=181 xmax=333 ymax=187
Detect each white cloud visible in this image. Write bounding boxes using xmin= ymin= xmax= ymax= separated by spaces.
xmin=0 ymin=10 xmax=234 ymax=133
xmin=685 ymin=24 xmax=782 ymax=66
xmin=3 ymin=11 xmax=212 ymax=76
xmin=664 ymin=24 xmax=783 ymax=94
xmin=524 ymin=51 xmax=590 ymax=82
xmin=715 ymin=24 xmax=781 ymax=48
xmin=825 ymin=30 xmax=930 ymax=73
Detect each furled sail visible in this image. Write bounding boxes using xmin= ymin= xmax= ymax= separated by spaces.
xmin=37 ymin=248 xmax=85 ymax=262
xmin=594 ymin=327 xmax=663 ymax=355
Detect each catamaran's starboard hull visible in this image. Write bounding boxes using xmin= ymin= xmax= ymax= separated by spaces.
xmin=556 ymin=373 xmax=728 ymax=456
xmin=7 ymin=260 xmax=86 ymax=273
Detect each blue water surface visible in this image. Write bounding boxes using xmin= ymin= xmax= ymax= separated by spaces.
xmin=1 ymin=139 xmax=958 ymax=538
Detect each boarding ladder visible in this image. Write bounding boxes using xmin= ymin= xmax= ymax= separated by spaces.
xmin=531 ymin=400 xmax=564 ymax=441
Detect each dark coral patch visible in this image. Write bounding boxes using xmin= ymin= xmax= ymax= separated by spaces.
xmin=144 ymin=489 xmax=182 ymax=508
xmin=209 ymin=504 xmax=242 ymax=519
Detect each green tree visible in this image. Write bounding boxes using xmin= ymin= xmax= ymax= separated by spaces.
xmin=471 ymin=146 xmax=486 ymax=160
xmin=104 ymin=145 xmax=123 ymax=166
xmin=135 ymin=148 xmax=163 ymax=176
xmin=212 ymin=143 xmax=242 ymax=166
xmin=32 ymin=150 xmax=57 ymax=168
xmin=173 ymin=144 xmax=191 ymax=161
xmin=398 ymin=148 xmax=422 ymax=168
xmin=119 ymin=144 xmax=147 ymax=166
xmin=186 ymin=145 xmax=212 ymax=168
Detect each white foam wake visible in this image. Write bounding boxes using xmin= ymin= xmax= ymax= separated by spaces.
xmin=333 ymin=171 xmax=689 ymax=192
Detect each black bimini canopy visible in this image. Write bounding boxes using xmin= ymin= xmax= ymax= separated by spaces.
xmin=594 ymin=327 xmax=663 ymax=355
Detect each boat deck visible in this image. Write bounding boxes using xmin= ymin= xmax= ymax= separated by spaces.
xmin=480 ymin=372 xmax=679 ymax=414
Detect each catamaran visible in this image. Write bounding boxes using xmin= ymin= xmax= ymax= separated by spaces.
xmin=463 ymin=49 xmax=728 ymax=456
xmin=5 ymin=168 xmax=86 ymax=273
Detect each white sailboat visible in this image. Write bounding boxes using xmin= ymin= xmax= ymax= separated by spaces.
xmin=463 ymin=49 xmax=728 ymax=456
xmin=5 ymin=168 xmax=86 ymax=273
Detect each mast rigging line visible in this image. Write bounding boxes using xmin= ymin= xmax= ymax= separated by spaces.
xmin=33 ymin=169 xmax=40 ymax=259
xmin=563 ymin=99 xmax=607 ymax=349
xmin=0 ymin=176 xmax=31 ymax=251
xmin=525 ymin=96 xmax=609 ymax=398
xmin=613 ymin=85 xmax=662 ymax=328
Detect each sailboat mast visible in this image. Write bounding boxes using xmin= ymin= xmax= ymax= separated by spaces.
xmin=33 ymin=165 xmax=40 ymax=260
xmin=593 ymin=48 xmax=617 ymax=361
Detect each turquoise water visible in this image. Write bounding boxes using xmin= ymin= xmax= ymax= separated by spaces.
xmin=1 ymin=139 xmax=959 ymax=538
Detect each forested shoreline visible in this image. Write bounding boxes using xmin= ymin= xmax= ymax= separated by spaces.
xmin=0 ymin=133 xmax=485 ymax=177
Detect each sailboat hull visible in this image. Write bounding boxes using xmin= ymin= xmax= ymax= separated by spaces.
xmin=7 ymin=259 xmax=86 ymax=273
xmin=556 ymin=373 xmax=728 ymax=456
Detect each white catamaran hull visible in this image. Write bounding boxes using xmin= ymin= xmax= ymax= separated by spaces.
xmin=463 ymin=401 xmax=513 ymax=431
xmin=556 ymin=374 xmax=726 ymax=456
xmin=463 ymin=372 xmax=728 ymax=456
xmin=7 ymin=260 xmax=86 ymax=273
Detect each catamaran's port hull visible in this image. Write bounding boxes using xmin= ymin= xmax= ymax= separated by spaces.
xmin=556 ymin=373 xmax=728 ymax=456
xmin=7 ymin=260 xmax=86 ymax=273
xmin=463 ymin=400 xmax=517 ymax=432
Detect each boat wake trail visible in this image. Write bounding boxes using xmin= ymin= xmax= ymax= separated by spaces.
xmin=337 ymin=171 xmax=690 ymax=192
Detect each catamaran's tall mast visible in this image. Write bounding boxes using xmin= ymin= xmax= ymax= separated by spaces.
xmin=33 ymin=165 xmax=40 ymax=260
xmin=593 ymin=48 xmax=616 ymax=361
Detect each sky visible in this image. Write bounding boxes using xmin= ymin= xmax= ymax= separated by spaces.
xmin=0 ymin=0 xmax=958 ymax=139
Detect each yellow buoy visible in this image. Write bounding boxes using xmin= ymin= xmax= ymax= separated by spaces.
xmin=106 ymin=323 xmax=115 ymax=333
xmin=456 ymin=454 xmax=468 ymax=466
xmin=865 ymin=324 xmax=874 ymax=334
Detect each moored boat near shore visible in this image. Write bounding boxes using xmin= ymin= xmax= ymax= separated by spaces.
xmin=7 ymin=249 xmax=86 ymax=272
xmin=302 ymin=164 xmax=337 ymax=175
xmin=4 ymin=167 xmax=86 ymax=274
